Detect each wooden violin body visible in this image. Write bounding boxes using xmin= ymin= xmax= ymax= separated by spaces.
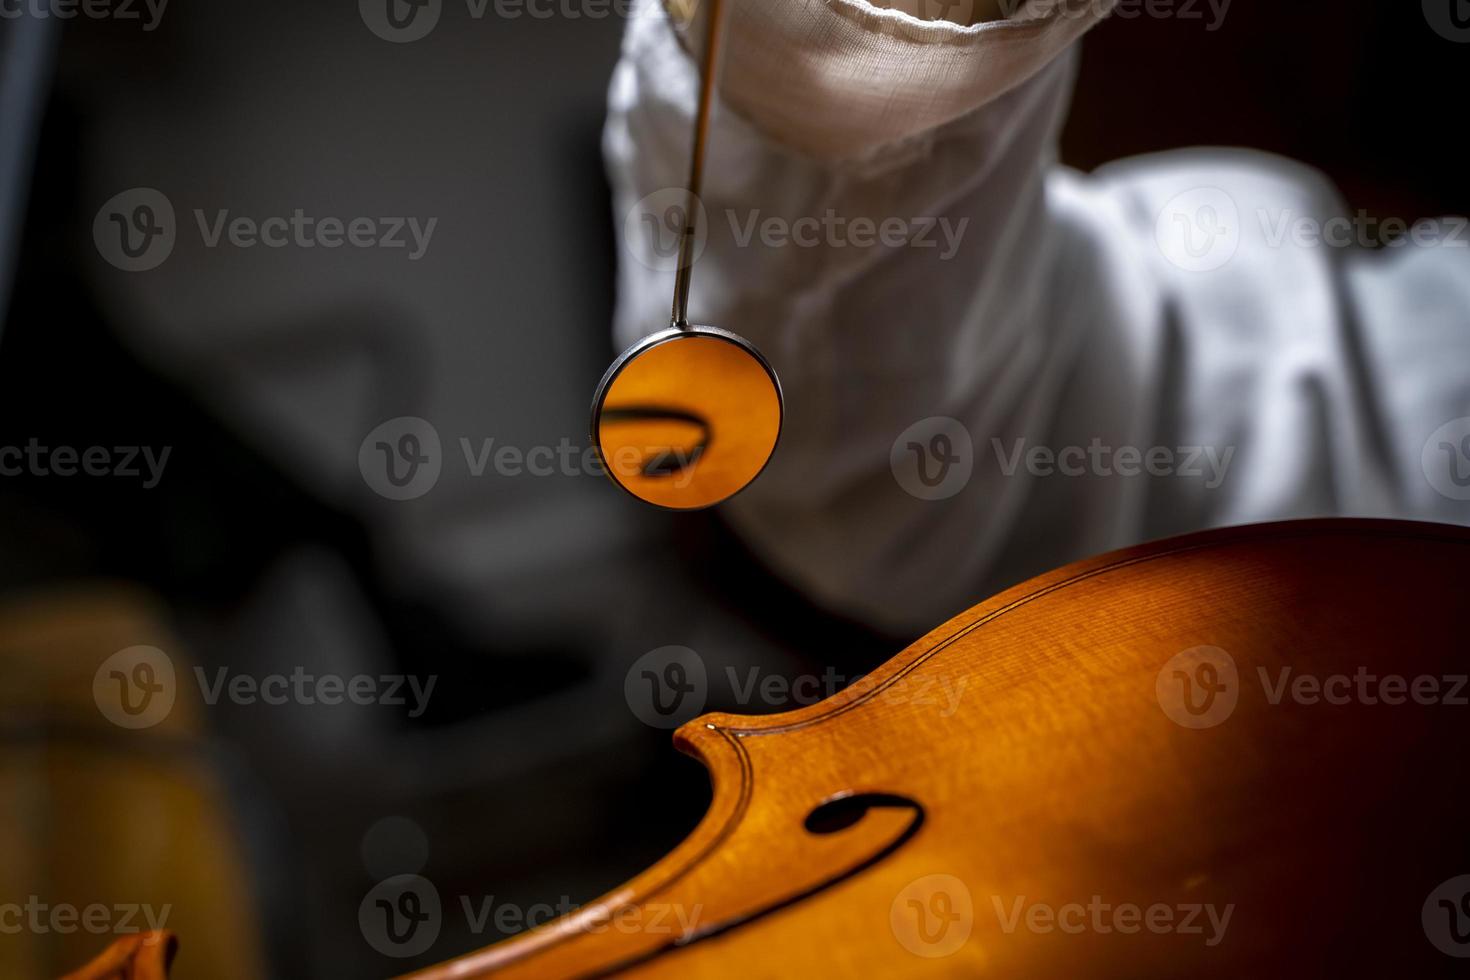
xmin=408 ymin=518 xmax=1469 ymax=977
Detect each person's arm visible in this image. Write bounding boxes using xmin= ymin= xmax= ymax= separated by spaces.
xmin=605 ymin=0 xmax=1112 ymax=635
xmin=604 ymin=0 xmax=1470 ymax=637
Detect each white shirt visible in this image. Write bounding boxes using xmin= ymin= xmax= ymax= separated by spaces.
xmin=605 ymin=0 xmax=1470 ymax=636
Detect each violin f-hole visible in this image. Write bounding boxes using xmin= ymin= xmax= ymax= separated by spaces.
xmin=580 ymin=791 xmax=926 ymax=977
xmin=679 ymin=791 xmax=926 ymax=940
xmin=803 ymin=792 xmax=925 ymax=837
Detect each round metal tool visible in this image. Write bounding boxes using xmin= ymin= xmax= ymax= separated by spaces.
xmin=592 ymin=0 xmax=783 ymax=510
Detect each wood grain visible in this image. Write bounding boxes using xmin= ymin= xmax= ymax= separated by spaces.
xmin=409 ymin=518 xmax=1470 ymax=978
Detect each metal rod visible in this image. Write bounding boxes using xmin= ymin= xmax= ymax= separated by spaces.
xmin=670 ymin=0 xmax=726 ymax=330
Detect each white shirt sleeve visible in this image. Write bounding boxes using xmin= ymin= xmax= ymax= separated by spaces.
xmin=603 ymin=0 xmax=1470 ymax=637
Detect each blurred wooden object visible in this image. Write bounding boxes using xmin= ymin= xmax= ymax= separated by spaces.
xmin=0 ymin=585 xmax=263 ymax=979
xmin=58 ymin=932 xmax=175 ymax=980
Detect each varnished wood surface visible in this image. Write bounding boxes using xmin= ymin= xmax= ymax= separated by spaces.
xmin=59 ymin=932 xmax=176 ymax=980
xmin=409 ymin=519 xmax=1470 ymax=978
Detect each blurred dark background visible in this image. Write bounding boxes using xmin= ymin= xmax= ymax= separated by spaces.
xmin=0 ymin=1 xmax=1465 ymax=976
